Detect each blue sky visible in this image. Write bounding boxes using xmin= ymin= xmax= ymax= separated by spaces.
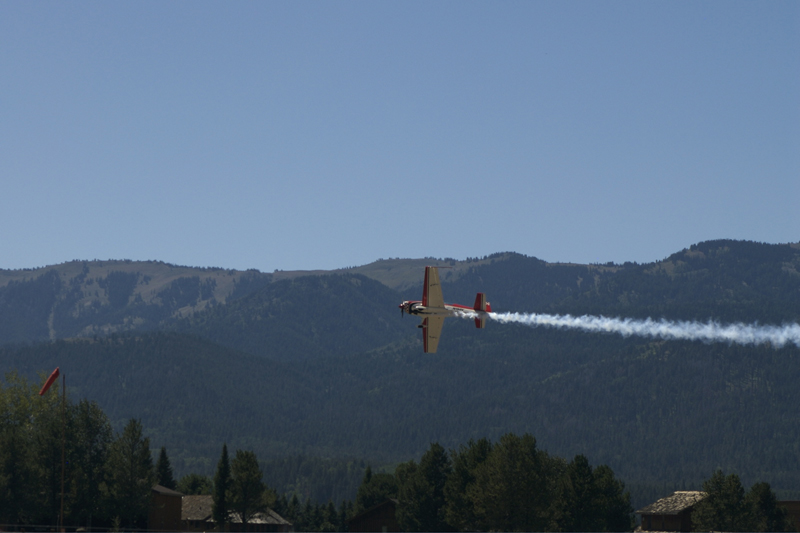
xmin=2 ymin=1 xmax=798 ymax=272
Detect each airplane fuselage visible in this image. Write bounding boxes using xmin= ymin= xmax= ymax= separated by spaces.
xmin=399 ymin=301 xmax=476 ymax=318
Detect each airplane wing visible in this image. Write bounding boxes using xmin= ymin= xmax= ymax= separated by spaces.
xmin=422 ymin=316 xmax=445 ymax=354
xmin=423 ymin=266 xmax=445 ymax=308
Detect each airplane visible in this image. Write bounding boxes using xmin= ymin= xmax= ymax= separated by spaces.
xmin=399 ymin=266 xmax=491 ymax=353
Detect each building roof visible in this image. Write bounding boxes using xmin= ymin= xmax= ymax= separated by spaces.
xmin=182 ymin=495 xmax=213 ymax=521
xmin=152 ymin=484 xmax=184 ymax=497
xmin=636 ymin=491 xmax=707 ymax=515
xmin=181 ymin=496 xmax=291 ymax=526
xmin=230 ymin=509 xmax=292 ymax=526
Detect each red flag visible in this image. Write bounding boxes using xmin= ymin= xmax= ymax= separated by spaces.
xmin=39 ymin=367 xmax=60 ymax=396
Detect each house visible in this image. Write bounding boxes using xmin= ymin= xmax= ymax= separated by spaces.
xmin=181 ymin=494 xmax=292 ymax=532
xmin=150 ymin=484 xmax=184 ymax=532
xmin=348 ymin=499 xmax=401 ymax=533
xmin=636 ymin=491 xmax=707 ymax=532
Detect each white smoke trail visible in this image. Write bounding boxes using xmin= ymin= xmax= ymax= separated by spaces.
xmin=456 ymin=311 xmax=800 ymax=348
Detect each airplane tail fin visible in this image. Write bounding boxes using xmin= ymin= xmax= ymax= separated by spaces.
xmin=473 ymin=293 xmax=491 ymax=328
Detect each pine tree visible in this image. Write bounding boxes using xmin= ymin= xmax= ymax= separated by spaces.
xmin=338 ymin=500 xmax=352 ymax=530
xmin=746 ymin=482 xmax=794 ymax=532
xmin=592 ymin=464 xmax=633 ymax=532
xmin=106 ymin=419 xmax=155 ymax=529
xmin=156 ymin=446 xmax=176 ymax=490
xmin=396 ymin=443 xmax=452 ymax=532
xmin=69 ymin=399 xmax=113 ymax=530
xmin=300 ymin=498 xmax=314 ymax=531
xmin=355 ymin=465 xmax=397 ymax=513
xmin=31 ymin=387 xmax=64 ymax=525
xmin=273 ymin=493 xmax=288 ymax=518
xmin=693 ymin=470 xmax=750 ymax=532
xmin=555 ymin=455 xmax=632 ymax=532
xmin=471 ymin=433 xmax=550 ymax=532
xmin=562 ymin=454 xmax=602 ymax=532
xmin=177 ymin=473 xmax=214 ymax=495
xmin=287 ymin=493 xmax=300 ymax=525
xmin=213 ymin=444 xmax=231 ymax=531
xmin=320 ymin=501 xmax=338 ymax=532
xmin=0 ymin=372 xmax=42 ymax=525
xmin=444 ymin=438 xmax=492 ymax=531
xmin=230 ymin=449 xmax=265 ymax=526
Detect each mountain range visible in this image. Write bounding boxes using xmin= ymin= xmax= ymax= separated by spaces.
xmin=1 ymin=239 xmax=799 ymax=507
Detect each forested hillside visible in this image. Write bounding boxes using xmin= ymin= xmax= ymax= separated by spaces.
xmin=170 ymin=274 xmax=408 ymax=360
xmin=0 ymin=260 xmax=272 ymax=344
xmin=1 ymin=239 xmax=799 ymax=509
xmin=436 ymin=240 xmax=800 ymax=322
xmin=2 ymin=328 xmax=799 ymax=507
xmin=3 ymin=240 xmax=799 ymax=346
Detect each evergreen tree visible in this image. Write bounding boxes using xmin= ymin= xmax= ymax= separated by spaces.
xmin=0 ymin=372 xmax=44 ymax=525
xmin=361 ymin=465 xmax=372 ymax=489
xmin=558 ymin=456 xmax=632 ymax=532
xmin=320 ymin=501 xmax=338 ymax=532
xmin=561 ymin=455 xmax=602 ymax=532
xmin=273 ymin=493 xmax=288 ymax=518
xmin=307 ymin=498 xmax=322 ymax=531
xmin=105 ymin=419 xmax=155 ymax=529
xmin=470 ymin=433 xmax=552 ymax=532
xmin=339 ymin=499 xmax=352 ymax=529
xmin=69 ymin=399 xmax=113 ymax=529
xmin=0 ymin=423 xmax=35 ymax=524
xmin=213 ymin=444 xmax=232 ymax=531
xmin=396 ymin=442 xmax=452 ymax=532
xmin=31 ymin=386 xmax=65 ymax=526
xmin=692 ymin=470 xmax=750 ymax=532
xmin=355 ymin=466 xmax=397 ymax=513
xmin=156 ymin=446 xmax=177 ymax=490
xmin=444 ymin=438 xmax=492 ymax=531
xmin=592 ymin=464 xmax=633 ymax=532
xmin=262 ymin=484 xmax=278 ymax=513
xmin=230 ymin=449 xmax=266 ymax=526
xmin=287 ymin=493 xmax=300 ymax=525
xmin=746 ymin=481 xmax=794 ymax=532
xmin=177 ymin=473 xmax=214 ymax=495
xmin=393 ymin=460 xmax=417 ymax=499
xmin=297 ymin=498 xmax=314 ymax=531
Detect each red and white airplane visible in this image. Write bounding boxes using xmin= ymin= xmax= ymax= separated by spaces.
xmin=399 ymin=266 xmax=491 ymax=353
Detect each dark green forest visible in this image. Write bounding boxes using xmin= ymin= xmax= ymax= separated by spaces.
xmin=1 ymin=240 xmax=799 ymax=514
xmin=0 ymin=374 xmax=156 ymax=529
xmin=2 ymin=372 xmax=793 ymax=532
xmin=691 ymin=470 xmax=795 ymax=532
xmin=2 ymin=329 xmax=797 ymax=509
xmin=1 ymin=372 xmax=633 ymax=531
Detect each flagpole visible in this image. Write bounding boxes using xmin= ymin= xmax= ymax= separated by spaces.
xmin=60 ymin=371 xmax=65 ymax=532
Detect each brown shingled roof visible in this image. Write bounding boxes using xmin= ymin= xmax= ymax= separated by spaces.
xmin=636 ymin=491 xmax=707 ymax=515
xmin=182 ymin=495 xmax=213 ymax=521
